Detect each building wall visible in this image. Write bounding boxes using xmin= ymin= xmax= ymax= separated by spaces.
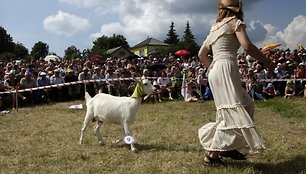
xmin=130 ymin=45 xmax=169 ymax=57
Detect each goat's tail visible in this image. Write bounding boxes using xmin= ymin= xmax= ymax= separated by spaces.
xmin=84 ymin=92 xmax=92 ymax=105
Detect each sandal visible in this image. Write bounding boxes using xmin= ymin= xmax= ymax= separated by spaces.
xmin=219 ymin=150 xmax=247 ymax=160
xmin=203 ymin=155 xmax=225 ymax=167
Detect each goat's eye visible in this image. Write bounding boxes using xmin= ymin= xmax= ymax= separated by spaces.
xmin=143 ymin=83 xmax=148 ymax=85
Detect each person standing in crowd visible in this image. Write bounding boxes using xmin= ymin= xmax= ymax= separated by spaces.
xmin=78 ymin=67 xmax=94 ymax=97
xmin=105 ymin=67 xmax=119 ymax=96
xmin=157 ymin=71 xmax=173 ymax=101
xmin=4 ymin=71 xmax=24 ymax=107
xmin=19 ymin=71 xmax=36 ymax=105
xmin=198 ymin=0 xmax=270 ymax=167
xmin=64 ymin=68 xmax=80 ymax=99
xmin=92 ymin=66 xmax=106 ymax=94
xmin=36 ymin=71 xmax=51 ymax=103
xmin=50 ymin=69 xmax=65 ymax=101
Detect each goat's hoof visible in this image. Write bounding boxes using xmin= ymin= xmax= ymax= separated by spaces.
xmin=99 ymin=141 xmax=105 ymax=146
xmin=132 ymin=148 xmax=138 ymax=153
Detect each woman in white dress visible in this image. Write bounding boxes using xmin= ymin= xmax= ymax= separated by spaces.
xmin=198 ymin=0 xmax=272 ymax=166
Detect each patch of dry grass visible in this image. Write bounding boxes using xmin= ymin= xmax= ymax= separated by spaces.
xmin=0 ymin=98 xmax=305 ymax=174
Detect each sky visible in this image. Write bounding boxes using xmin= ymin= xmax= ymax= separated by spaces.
xmin=1 ymin=0 xmax=306 ymax=57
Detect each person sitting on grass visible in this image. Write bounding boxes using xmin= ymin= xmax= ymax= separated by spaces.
xmin=262 ymin=83 xmax=277 ymax=99
xmin=246 ymin=77 xmax=266 ymax=101
xmin=284 ymin=80 xmax=295 ymax=99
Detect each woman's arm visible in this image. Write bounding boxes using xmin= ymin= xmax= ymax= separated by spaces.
xmin=198 ymin=45 xmax=212 ymax=68
xmin=235 ymin=24 xmax=271 ymax=67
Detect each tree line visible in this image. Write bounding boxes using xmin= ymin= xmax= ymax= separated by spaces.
xmin=0 ymin=21 xmax=199 ymax=61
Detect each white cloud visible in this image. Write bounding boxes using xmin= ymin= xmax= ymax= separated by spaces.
xmin=58 ymin=0 xmax=103 ymax=8
xmin=57 ymin=0 xmax=306 ymax=51
xmin=43 ymin=11 xmax=91 ymax=37
xmin=91 ymin=0 xmax=217 ymax=46
xmin=276 ymin=15 xmax=306 ymax=50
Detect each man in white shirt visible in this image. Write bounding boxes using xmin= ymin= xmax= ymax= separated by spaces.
xmin=50 ymin=69 xmax=65 ymax=101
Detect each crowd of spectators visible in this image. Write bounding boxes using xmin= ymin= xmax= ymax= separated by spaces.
xmin=0 ymin=48 xmax=306 ymax=110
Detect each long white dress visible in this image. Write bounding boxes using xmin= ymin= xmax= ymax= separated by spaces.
xmin=198 ymin=16 xmax=266 ymax=155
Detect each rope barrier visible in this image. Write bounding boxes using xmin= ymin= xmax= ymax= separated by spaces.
xmin=0 ymin=77 xmax=305 ymax=95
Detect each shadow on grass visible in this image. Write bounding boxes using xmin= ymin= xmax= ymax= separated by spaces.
xmin=227 ymin=155 xmax=306 ymax=174
xmin=114 ymin=143 xmax=200 ymax=153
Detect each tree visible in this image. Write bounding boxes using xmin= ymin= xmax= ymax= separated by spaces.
xmin=64 ymin=45 xmax=81 ymax=60
xmin=0 ymin=26 xmax=15 ymax=54
xmin=31 ymin=41 xmax=49 ymax=60
xmin=164 ymin=22 xmax=180 ymax=45
xmin=14 ymin=42 xmax=29 ymax=59
xmin=91 ymin=34 xmax=129 ymax=56
xmin=181 ymin=21 xmax=199 ymax=56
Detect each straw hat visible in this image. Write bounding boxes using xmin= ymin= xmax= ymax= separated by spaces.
xmin=218 ymin=0 xmax=241 ymax=12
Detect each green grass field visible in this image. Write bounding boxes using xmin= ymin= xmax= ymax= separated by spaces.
xmin=0 ymin=97 xmax=305 ymax=174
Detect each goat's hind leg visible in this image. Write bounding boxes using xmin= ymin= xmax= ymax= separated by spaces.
xmin=79 ymin=111 xmax=93 ymax=145
xmin=94 ymin=121 xmax=105 ymax=146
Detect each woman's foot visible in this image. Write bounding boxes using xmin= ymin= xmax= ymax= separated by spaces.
xmin=219 ymin=150 xmax=247 ymax=160
xmin=203 ymin=155 xmax=225 ymax=167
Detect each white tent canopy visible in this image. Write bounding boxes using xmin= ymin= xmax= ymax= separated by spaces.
xmin=44 ymin=55 xmax=60 ymax=62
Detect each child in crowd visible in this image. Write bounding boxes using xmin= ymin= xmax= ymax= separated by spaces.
xmin=284 ymin=80 xmax=295 ymax=99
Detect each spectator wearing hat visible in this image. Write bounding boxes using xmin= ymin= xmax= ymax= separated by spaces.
xmin=36 ymin=71 xmax=51 ymax=103
xmin=196 ymin=68 xmax=208 ymax=98
xmin=295 ymin=63 xmax=306 ymax=78
xmin=4 ymin=71 xmax=24 ymax=108
xmin=64 ymin=68 xmax=80 ymax=99
xmin=50 ymin=69 xmax=65 ymax=101
xmin=284 ymin=80 xmax=295 ymax=99
xmin=19 ymin=71 xmax=37 ymax=104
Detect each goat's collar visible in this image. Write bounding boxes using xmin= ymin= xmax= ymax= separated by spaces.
xmin=131 ymin=81 xmax=146 ymax=98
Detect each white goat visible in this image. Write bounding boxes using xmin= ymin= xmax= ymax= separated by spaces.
xmin=79 ymin=78 xmax=155 ymax=152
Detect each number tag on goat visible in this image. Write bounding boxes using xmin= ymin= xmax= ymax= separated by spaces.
xmin=124 ymin=136 xmax=135 ymax=144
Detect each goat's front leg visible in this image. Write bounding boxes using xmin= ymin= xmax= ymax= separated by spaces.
xmin=123 ymin=122 xmax=137 ymax=152
xmin=94 ymin=121 xmax=104 ymax=145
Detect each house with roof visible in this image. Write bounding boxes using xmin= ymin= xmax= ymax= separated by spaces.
xmin=106 ymin=46 xmax=135 ymax=59
xmin=129 ymin=38 xmax=170 ymax=57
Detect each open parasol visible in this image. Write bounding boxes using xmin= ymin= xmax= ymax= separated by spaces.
xmin=261 ymin=43 xmax=281 ymax=52
xmin=175 ymin=49 xmax=190 ymax=57
xmin=89 ymin=55 xmax=104 ymax=62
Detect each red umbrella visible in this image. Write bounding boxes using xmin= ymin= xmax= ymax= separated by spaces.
xmin=89 ymin=55 xmax=104 ymax=62
xmin=175 ymin=50 xmax=190 ymax=56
